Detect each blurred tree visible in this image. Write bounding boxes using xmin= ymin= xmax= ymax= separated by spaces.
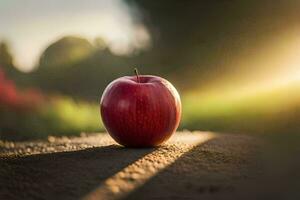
xmin=32 ymin=36 xmax=137 ymax=100
xmin=0 ymin=41 xmax=18 ymax=78
xmin=39 ymin=36 xmax=94 ymax=68
xmin=0 ymin=42 xmax=13 ymax=68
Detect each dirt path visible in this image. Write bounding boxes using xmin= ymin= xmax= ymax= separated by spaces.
xmin=0 ymin=132 xmax=263 ymax=200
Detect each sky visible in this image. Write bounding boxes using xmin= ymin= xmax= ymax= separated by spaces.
xmin=0 ymin=0 xmax=150 ymax=72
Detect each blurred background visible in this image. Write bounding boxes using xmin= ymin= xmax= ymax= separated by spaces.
xmin=0 ymin=0 xmax=299 ymax=139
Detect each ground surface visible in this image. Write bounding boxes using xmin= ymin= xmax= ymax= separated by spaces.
xmin=0 ymin=131 xmax=297 ymax=200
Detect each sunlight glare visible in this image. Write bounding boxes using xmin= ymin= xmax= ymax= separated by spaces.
xmin=83 ymin=132 xmax=215 ymax=200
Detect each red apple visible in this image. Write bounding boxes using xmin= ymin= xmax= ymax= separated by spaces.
xmin=100 ymin=70 xmax=181 ymax=147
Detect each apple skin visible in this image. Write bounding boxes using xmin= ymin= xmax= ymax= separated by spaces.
xmin=100 ymin=75 xmax=181 ymax=147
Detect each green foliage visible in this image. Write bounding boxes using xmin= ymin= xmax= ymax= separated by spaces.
xmin=41 ymin=97 xmax=103 ymax=135
xmin=0 ymin=96 xmax=103 ymax=139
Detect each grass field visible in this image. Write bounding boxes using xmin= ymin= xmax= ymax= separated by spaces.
xmin=182 ymin=81 xmax=300 ymax=134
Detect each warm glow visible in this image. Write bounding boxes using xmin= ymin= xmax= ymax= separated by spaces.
xmin=190 ymin=28 xmax=300 ymax=102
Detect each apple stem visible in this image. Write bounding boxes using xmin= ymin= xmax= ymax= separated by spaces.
xmin=134 ymin=68 xmax=140 ymax=83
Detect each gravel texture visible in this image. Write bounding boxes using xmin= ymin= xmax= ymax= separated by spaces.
xmin=0 ymin=131 xmax=263 ymax=200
